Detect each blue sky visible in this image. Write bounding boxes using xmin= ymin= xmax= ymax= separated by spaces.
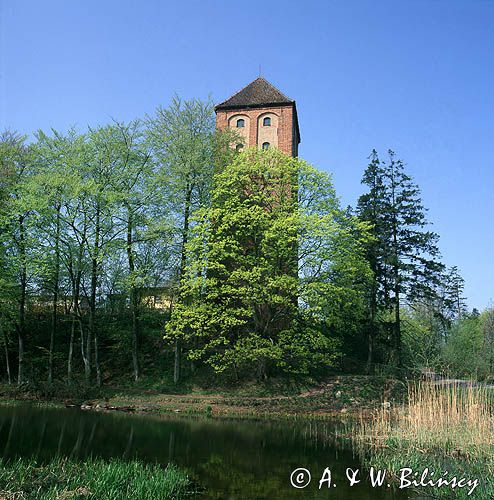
xmin=1 ymin=0 xmax=493 ymax=309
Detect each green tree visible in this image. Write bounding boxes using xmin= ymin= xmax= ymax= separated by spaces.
xmin=441 ymin=313 xmax=484 ymax=377
xmin=1 ymin=132 xmax=34 ymax=384
xmin=147 ymin=97 xmax=239 ymax=383
xmin=357 ymin=149 xmax=444 ymax=371
xmin=96 ymin=120 xmax=171 ymax=382
xmin=355 ymin=150 xmax=388 ymax=371
xmin=31 ymin=129 xmax=81 ymax=384
xmin=0 ymin=130 xmax=22 ymax=383
xmin=480 ymin=307 xmax=494 ymax=374
xmin=166 ymin=148 xmax=371 ymax=379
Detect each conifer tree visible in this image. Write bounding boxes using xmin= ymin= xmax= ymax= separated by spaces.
xmin=444 ymin=265 xmax=468 ymax=321
xmin=356 ymin=150 xmax=389 ymax=371
xmin=358 ymin=150 xmax=444 ymax=370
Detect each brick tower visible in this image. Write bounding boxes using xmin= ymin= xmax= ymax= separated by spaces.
xmin=215 ymin=77 xmax=300 ymax=157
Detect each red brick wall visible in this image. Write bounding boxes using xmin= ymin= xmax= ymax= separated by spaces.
xmin=216 ymin=105 xmax=297 ymax=157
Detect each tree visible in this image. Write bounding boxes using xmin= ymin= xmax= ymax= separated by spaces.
xmin=480 ymin=307 xmax=494 ymax=374
xmin=166 ymin=148 xmax=371 ymax=379
xmin=444 ymin=265 xmax=468 ymax=321
xmin=441 ymin=313 xmax=484 ymax=377
xmin=297 ymin=164 xmax=372 ymax=371
xmin=31 ymin=129 xmax=77 ymax=384
xmin=147 ymin=97 xmax=239 ymax=383
xmin=83 ymin=124 xmax=142 ymax=386
xmin=0 ymin=131 xmax=40 ymax=384
xmin=355 ymin=150 xmax=388 ymax=372
xmin=357 ymin=150 xmax=444 ymax=371
xmin=95 ymin=119 xmax=167 ymax=382
xmin=0 ymin=130 xmax=22 ymax=383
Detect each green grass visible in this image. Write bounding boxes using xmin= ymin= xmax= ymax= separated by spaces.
xmin=0 ymin=456 xmax=191 ymax=499
xmin=369 ymin=447 xmax=492 ymax=499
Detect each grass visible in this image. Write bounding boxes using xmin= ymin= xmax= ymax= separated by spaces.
xmin=0 ymin=456 xmax=191 ymax=499
xmin=354 ymin=382 xmax=494 ymax=498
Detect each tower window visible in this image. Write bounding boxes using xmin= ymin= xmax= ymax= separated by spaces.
xmin=263 ymin=117 xmax=271 ymax=127
xmin=235 ymin=144 xmax=243 ymax=151
xmin=236 ymin=119 xmax=245 ymax=128
xmin=262 ymin=142 xmax=270 ymax=150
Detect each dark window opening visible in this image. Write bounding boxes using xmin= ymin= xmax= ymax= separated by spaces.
xmin=236 ymin=144 xmax=243 ymax=151
xmin=262 ymin=142 xmax=270 ymax=150
xmin=236 ymin=119 xmax=245 ymax=128
xmin=263 ymin=117 xmax=271 ymax=127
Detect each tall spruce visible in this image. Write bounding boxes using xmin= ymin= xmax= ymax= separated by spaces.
xmin=355 ymin=150 xmax=389 ymax=372
xmin=358 ymin=149 xmax=444 ymax=370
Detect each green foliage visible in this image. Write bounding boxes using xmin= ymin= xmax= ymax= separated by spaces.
xmin=146 ymin=95 xmax=241 ymax=215
xmin=166 ymin=148 xmax=371 ymax=378
xmin=0 ymin=100 xmax=483 ymax=388
xmin=400 ymin=306 xmax=443 ymax=370
xmin=0 ymin=98 xmax=221 ymax=386
xmin=439 ymin=308 xmax=494 ymax=379
xmin=441 ymin=314 xmax=484 ymax=377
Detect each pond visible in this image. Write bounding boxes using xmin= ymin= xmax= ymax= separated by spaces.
xmin=0 ymin=404 xmax=409 ymax=499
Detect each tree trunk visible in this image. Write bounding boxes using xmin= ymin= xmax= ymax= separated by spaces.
xmin=17 ymin=215 xmax=27 ymax=385
xmin=68 ymin=263 xmax=82 ymax=385
xmin=366 ymin=332 xmax=374 ymax=375
xmin=366 ymin=279 xmax=377 ymax=375
xmin=174 ymin=183 xmax=192 ymax=384
xmin=17 ymin=330 xmax=24 ymax=385
xmin=1 ymin=322 xmax=11 ymax=384
xmin=390 ymin=160 xmax=402 ymax=372
xmin=131 ymin=288 xmax=140 ymax=382
xmin=94 ymin=332 xmax=100 ymax=387
xmin=126 ymin=209 xmax=140 ymax=382
xmin=48 ymin=202 xmax=61 ymax=384
xmin=257 ymin=358 xmax=267 ymax=381
xmin=89 ymin=205 xmax=101 ymax=386
xmin=392 ymin=224 xmax=402 ymax=371
xmin=173 ymin=340 xmax=181 ymax=384
xmin=456 ymin=289 xmax=462 ymax=320
xmin=67 ymin=320 xmax=75 ymax=384
xmin=394 ymin=286 xmax=402 ymax=370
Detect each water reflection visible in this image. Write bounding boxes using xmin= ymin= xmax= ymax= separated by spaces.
xmin=0 ymin=404 xmax=408 ymax=499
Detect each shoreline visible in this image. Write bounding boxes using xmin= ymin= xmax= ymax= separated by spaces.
xmin=0 ymin=374 xmax=401 ymax=421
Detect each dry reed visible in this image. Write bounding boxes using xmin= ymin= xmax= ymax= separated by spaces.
xmin=356 ymin=382 xmax=494 ymax=460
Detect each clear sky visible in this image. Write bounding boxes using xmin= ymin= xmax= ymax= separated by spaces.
xmin=1 ymin=0 xmax=493 ymax=309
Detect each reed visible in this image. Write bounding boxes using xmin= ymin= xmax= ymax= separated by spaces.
xmin=357 ymin=382 xmax=494 ymax=457
xmin=353 ymin=382 xmax=494 ymax=498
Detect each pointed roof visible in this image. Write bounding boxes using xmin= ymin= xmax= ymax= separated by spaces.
xmin=215 ymin=77 xmax=295 ymax=110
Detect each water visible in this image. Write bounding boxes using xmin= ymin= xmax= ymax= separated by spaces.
xmin=0 ymin=403 xmax=409 ymax=499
